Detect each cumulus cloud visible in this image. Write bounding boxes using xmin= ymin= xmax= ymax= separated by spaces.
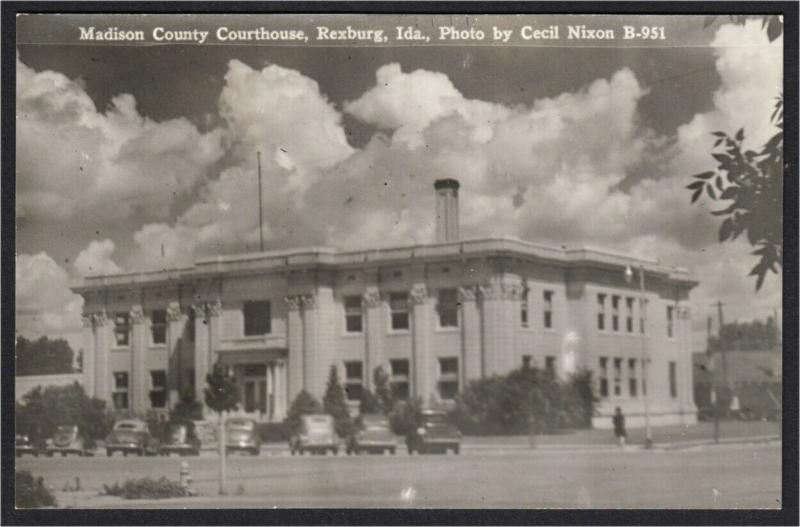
xmin=15 ymin=56 xmax=225 ymax=224
xmin=73 ymin=239 xmax=124 ymax=277
xmin=16 ymin=252 xmax=83 ymax=338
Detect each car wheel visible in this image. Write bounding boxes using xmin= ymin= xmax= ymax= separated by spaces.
xmin=453 ymin=445 xmax=460 ymax=455
xmin=46 ymin=451 xmax=53 ymax=457
xmin=332 ymin=447 xmax=339 ymax=456
xmin=106 ymin=449 xmax=113 ymax=457
xmin=61 ymin=451 xmax=67 ymax=457
xmin=298 ymin=448 xmax=304 ymax=456
xmin=390 ymin=447 xmax=396 ymax=455
xmin=251 ymin=448 xmax=259 ymax=456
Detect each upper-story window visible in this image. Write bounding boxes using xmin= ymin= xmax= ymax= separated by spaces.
xmin=243 ymin=300 xmax=271 ymax=336
xmin=437 ymin=289 xmax=459 ymax=328
xmin=150 ymin=309 xmax=167 ymax=345
xmin=598 ymin=357 xmax=609 ymax=398
xmin=543 ymin=290 xmax=554 ymax=329
xmin=520 ymin=288 xmax=529 ymax=328
xmin=389 ymin=292 xmax=410 ymax=331
xmin=597 ymin=294 xmax=606 ymax=331
xmin=611 ymin=295 xmax=620 ymax=332
xmin=625 ymin=297 xmax=635 ymax=333
xmin=666 ymin=305 xmax=675 ymax=338
xmin=114 ymin=313 xmax=130 ymax=347
xmin=344 ymin=296 xmax=363 ymax=333
xmin=628 ymin=358 xmax=638 ymax=397
xmin=613 ymin=358 xmax=623 ymax=396
xmin=186 ymin=307 xmax=195 ymax=342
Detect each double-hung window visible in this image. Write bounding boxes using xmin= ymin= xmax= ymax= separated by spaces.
xmin=437 ymin=289 xmax=459 ymax=328
xmin=344 ymin=296 xmax=363 ymax=333
xmin=244 ymin=300 xmax=271 ymax=336
xmin=390 ymin=292 xmax=410 ymax=331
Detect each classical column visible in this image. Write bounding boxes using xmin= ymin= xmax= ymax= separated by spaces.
xmin=300 ymin=293 xmax=318 ymax=396
xmin=166 ymin=302 xmax=184 ymax=406
xmin=478 ymin=283 xmax=502 ymax=376
xmin=129 ymin=305 xmax=147 ymax=415
xmin=206 ymin=299 xmax=223 ymax=370
xmin=192 ymin=303 xmax=209 ymax=403
xmin=460 ymin=286 xmax=482 ymax=382
xmin=92 ymin=311 xmax=112 ymax=404
xmin=410 ymin=285 xmax=431 ymax=402
xmin=285 ymin=296 xmax=304 ymax=402
xmin=363 ymin=289 xmax=382 ymax=391
xmin=81 ymin=313 xmax=96 ymax=398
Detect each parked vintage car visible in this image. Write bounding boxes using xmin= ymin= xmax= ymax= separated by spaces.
xmin=15 ymin=434 xmax=40 ymax=457
xmin=45 ymin=425 xmax=95 ymax=457
xmin=405 ymin=410 xmax=462 ymax=454
xmin=225 ymin=418 xmax=260 ymax=456
xmin=289 ymin=414 xmax=340 ymax=455
xmin=159 ymin=420 xmax=202 ymax=456
xmin=346 ymin=414 xmax=397 ymax=455
xmin=105 ymin=419 xmax=159 ymax=457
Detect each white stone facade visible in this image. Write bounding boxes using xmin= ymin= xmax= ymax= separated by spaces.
xmin=73 ymin=237 xmax=698 ymax=428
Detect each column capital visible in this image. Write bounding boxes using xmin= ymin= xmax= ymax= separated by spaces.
xmin=458 ymin=286 xmax=477 ymax=302
xmin=166 ymin=301 xmax=183 ymax=322
xmin=284 ymin=295 xmax=301 ymax=311
xmin=206 ymin=298 xmax=223 ymax=317
xmin=410 ymin=285 xmax=428 ymax=305
xmin=92 ymin=310 xmax=111 ymax=326
xmin=191 ymin=303 xmax=207 ymax=320
xmin=478 ymin=283 xmax=498 ymax=300
xmin=129 ymin=305 xmax=146 ymax=324
xmin=362 ymin=290 xmax=381 ymax=308
xmin=300 ymin=293 xmax=316 ymax=310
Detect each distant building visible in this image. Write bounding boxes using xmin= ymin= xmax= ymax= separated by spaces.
xmin=693 ymin=350 xmax=782 ymax=419
xmin=72 ymin=179 xmax=698 ymax=428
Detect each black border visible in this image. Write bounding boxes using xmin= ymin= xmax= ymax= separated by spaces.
xmin=2 ymin=2 xmax=797 ymax=525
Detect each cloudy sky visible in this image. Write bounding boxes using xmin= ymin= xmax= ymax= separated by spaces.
xmin=15 ymin=14 xmax=783 ymax=350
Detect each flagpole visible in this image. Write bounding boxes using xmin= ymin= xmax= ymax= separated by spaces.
xmin=257 ymin=151 xmax=264 ymax=252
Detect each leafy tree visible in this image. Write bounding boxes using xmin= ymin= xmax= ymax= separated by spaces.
xmin=373 ymin=366 xmax=394 ymax=414
xmin=285 ymin=390 xmax=322 ymax=435
xmin=689 ymin=16 xmax=783 ymax=290
xmin=15 ymin=382 xmax=113 ymax=448
xmin=170 ymin=388 xmax=204 ymax=421
xmin=15 ymin=335 xmax=75 ymax=376
xmin=708 ymin=318 xmax=780 ymax=352
xmin=16 ymin=470 xmax=57 ymax=508
xmin=204 ymin=363 xmax=239 ymax=495
xmin=389 ymin=397 xmax=424 ymax=436
xmin=358 ymin=388 xmax=382 ymax=415
xmin=322 ymin=365 xmax=354 ymax=438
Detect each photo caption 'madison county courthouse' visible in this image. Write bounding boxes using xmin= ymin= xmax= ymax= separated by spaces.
xmin=73 ymin=179 xmax=698 ymax=428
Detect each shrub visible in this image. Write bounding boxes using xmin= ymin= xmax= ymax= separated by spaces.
xmin=170 ymin=389 xmax=204 ymax=421
xmin=16 ymin=382 xmax=113 ymax=448
xmin=16 ymin=471 xmax=57 ymax=509
xmin=389 ymin=398 xmax=424 ymax=436
xmin=103 ymin=477 xmax=188 ymax=499
xmin=450 ymin=366 xmax=597 ymax=435
xmin=257 ymin=421 xmax=288 ymax=442
xmin=322 ymin=366 xmax=354 ymax=438
xmin=285 ymin=390 xmax=322 ymax=436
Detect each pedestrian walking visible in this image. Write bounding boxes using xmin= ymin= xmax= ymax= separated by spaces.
xmin=613 ymin=407 xmax=627 ymax=447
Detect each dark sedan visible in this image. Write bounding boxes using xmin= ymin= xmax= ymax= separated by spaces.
xmin=406 ymin=410 xmax=461 ymax=454
xmin=105 ymin=419 xmax=159 ymax=457
xmin=346 ymin=414 xmax=397 ymax=455
xmin=15 ymin=434 xmax=40 ymax=457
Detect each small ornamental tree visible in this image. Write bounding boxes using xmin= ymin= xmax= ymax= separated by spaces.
xmin=358 ymin=388 xmax=381 ymax=415
xmin=204 ymin=363 xmax=239 ymax=495
xmin=170 ymin=388 xmax=204 ymax=421
xmin=285 ymin=390 xmax=323 ymax=435
xmin=373 ymin=366 xmax=394 ymax=414
xmin=322 ymin=365 xmax=354 ymax=438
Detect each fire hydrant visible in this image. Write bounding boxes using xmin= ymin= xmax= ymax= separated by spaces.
xmin=179 ymin=461 xmax=193 ymax=491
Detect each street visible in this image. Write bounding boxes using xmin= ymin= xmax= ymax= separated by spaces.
xmin=17 ymin=441 xmax=781 ymax=509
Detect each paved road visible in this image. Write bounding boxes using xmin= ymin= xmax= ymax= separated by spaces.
xmin=17 ymin=443 xmax=781 ymax=509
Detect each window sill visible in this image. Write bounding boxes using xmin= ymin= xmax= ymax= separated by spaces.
xmin=435 ymin=327 xmax=460 ymax=333
xmin=111 ymin=346 xmax=130 ymax=352
xmin=387 ymin=330 xmax=410 ymax=336
xmin=341 ymin=332 xmax=365 ymax=339
xmin=149 ymin=343 xmax=167 ymax=350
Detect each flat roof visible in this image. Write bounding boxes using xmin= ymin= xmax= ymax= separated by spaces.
xmin=72 ymin=236 xmax=696 ymax=291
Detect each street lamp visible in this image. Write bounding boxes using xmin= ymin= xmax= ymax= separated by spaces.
xmin=626 ymin=263 xmax=653 ymax=449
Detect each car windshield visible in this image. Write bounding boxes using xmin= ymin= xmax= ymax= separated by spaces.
xmin=422 ymin=413 xmax=447 ymax=425
xmin=56 ymin=426 xmax=74 ymax=434
xmin=365 ymin=423 xmax=389 ymax=432
xmin=305 ymin=416 xmax=332 ymax=430
xmin=227 ymin=420 xmax=254 ymax=430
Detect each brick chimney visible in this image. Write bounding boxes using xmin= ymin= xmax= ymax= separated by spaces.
xmin=434 ymin=179 xmax=460 ymax=243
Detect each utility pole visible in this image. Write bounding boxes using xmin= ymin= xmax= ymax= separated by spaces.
xmin=257 ymin=151 xmax=264 ymax=252
xmin=707 ymin=314 xmax=719 ymax=443
xmin=717 ymin=301 xmax=728 ymax=418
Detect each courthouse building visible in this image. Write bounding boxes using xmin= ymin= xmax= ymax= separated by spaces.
xmin=73 ymin=179 xmax=698 ymax=428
